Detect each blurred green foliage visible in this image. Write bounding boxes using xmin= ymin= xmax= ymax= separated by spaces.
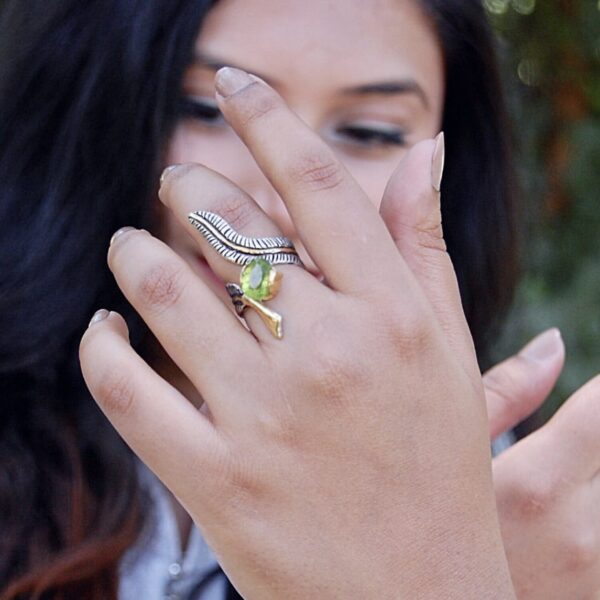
xmin=486 ymin=0 xmax=600 ymax=426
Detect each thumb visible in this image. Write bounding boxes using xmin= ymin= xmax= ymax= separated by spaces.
xmin=380 ymin=133 xmax=477 ymax=369
xmin=484 ymin=328 xmax=565 ymax=440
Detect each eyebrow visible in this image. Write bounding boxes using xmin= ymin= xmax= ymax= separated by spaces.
xmin=339 ymin=80 xmax=429 ymax=108
xmin=193 ymin=52 xmax=429 ymax=108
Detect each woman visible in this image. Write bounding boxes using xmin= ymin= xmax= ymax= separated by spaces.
xmin=2 ymin=0 xmax=599 ymax=598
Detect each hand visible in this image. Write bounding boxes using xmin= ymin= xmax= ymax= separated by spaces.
xmin=483 ymin=326 xmax=600 ymax=600
xmin=79 ymin=67 xmax=514 ymax=599
xmin=382 ymin=130 xmax=599 ymax=599
xmin=381 ymin=126 xmax=593 ymax=599
xmin=492 ymin=373 xmax=600 ymax=600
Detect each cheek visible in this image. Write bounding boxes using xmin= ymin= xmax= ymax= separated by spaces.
xmin=165 ymin=123 xmax=196 ymax=165
xmin=165 ymin=122 xmax=248 ymax=179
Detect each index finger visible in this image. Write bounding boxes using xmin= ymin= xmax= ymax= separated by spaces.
xmin=212 ymin=67 xmax=411 ymax=296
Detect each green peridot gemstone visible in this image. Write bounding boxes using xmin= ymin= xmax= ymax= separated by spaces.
xmin=240 ymin=258 xmax=275 ymax=301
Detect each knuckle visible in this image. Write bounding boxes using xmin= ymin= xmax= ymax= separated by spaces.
xmin=221 ymin=454 xmax=268 ymax=515
xmin=287 ymin=148 xmax=345 ymax=193
xmin=136 ymin=260 xmax=187 ymax=314
xmin=254 ymin=408 xmax=301 ymax=451
xmin=414 ymin=220 xmax=447 ymax=254
xmin=232 ymin=84 xmax=279 ymax=127
xmin=307 ymin=361 xmax=352 ymax=405
xmin=382 ymin=305 xmax=433 ymax=358
xmin=215 ymin=193 xmax=258 ymax=233
xmin=97 ymin=371 xmax=136 ymax=417
xmin=305 ymin=337 xmax=370 ymax=407
xmin=562 ymin=529 xmax=598 ymax=572
xmin=509 ymin=473 xmax=560 ymax=520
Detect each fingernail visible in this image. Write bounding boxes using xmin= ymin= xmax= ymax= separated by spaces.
xmin=215 ymin=67 xmax=254 ymax=98
xmin=89 ymin=309 xmax=110 ymax=327
xmin=431 ymin=131 xmax=445 ymax=192
xmin=109 ymin=226 xmax=136 ymax=246
xmin=160 ymin=164 xmax=181 ymax=187
xmin=520 ymin=328 xmax=563 ymax=363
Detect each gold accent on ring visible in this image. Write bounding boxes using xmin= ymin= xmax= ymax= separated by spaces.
xmin=239 ymin=295 xmax=283 ymax=339
xmin=226 ymin=258 xmax=285 ymax=340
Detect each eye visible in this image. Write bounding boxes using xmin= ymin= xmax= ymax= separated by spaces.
xmin=178 ymin=97 xmax=225 ymax=126
xmin=335 ymin=124 xmax=406 ymax=147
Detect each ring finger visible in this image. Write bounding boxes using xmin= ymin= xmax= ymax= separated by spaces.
xmin=159 ymin=162 xmax=328 ymax=344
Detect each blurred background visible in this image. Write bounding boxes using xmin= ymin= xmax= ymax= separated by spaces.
xmin=486 ymin=0 xmax=600 ymax=430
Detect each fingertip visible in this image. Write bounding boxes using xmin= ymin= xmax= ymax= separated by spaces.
xmin=431 ymin=131 xmax=445 ymax=192
xmin=380 ymin=138 xmax=445 ymax=244
xmin=160 ymin=164 xmax=183 ymax=186
xmin=158 ymin=162 xmax=198 ymax=204
xmin=550 ymin=327 xmax=566 ymax=364
xmin=383 ymin=138 xmax=439 ymax=204
xmin=388 ymin=137 xmax=437 ymax=179
xmin=107 ymin=310 xmax=131 ymax=341
xmin=81 ymin=309 xmax=130 ymax=351
xmin=519 ymin=328 xmax=565 ymax=367
xmin=88 ymin=308 xmax=110 ymax=327
xmin=214 ymin=67 xmax=270 ymax=102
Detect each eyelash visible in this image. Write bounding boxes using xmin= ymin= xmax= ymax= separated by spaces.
xmin=178 ymin=97 xmax=225 ymax=125
xmin=178 ymin=97 xmax=406 ymax=147
xmin=334 ymin=125 xmax=406 ymax=147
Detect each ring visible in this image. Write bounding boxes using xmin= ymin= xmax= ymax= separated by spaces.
xmin=187 ymin=211 xmax=303 ymax=266
xmin=188 ymin=211 xmax=304 ymax=339
xmin=226 ymin=258 xmax=283 ymax=338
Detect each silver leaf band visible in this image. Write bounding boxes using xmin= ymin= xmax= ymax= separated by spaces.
xmin=188 ymin=210 xmax=303 ymax=267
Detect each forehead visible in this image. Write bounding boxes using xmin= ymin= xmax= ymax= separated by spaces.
xmin=197 ymin=0 xmax=444 ymax=107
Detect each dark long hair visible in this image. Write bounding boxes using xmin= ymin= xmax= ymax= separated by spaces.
xmin=422 ymin=0 xmax=519 ymax=364
xmin=0 ymin=1 xmax=518 ymax=598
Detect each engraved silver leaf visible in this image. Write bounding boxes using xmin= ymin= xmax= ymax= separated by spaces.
xmin=187 ymin=211 xmax=303 ymax=266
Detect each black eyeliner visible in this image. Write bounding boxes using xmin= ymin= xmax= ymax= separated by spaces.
xmin=178 ymin=97 xmax=223 ymax=122
xmin=337 ymin=125 xmax=406 ymax=146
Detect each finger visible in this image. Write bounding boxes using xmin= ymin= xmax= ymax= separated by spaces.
xmin=213 ymin=67 xmax=414 ymax=298
xmin=379 ymin=134 xmax=477 ymax=366
xmin=159 ymin=163 xmax=324 ymax=343
xmin=483 ymin=328 xmax=565 ymax=439
xmin=107 ymin=226 xmax=259 ymax=424
xmin=546 ymin=372 xmax=600 ymax=480
xmin=79 ymin=309 xmax=225 ymax=506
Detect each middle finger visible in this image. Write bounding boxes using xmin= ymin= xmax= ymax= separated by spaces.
xmin=213 ymin=67 xmax=414 ymax=298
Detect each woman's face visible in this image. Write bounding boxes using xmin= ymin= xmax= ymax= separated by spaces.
xmin=162 ymin=0 xmax=444 ymax=292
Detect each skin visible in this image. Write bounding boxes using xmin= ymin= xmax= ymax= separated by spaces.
xmin=160 ymin=0 xmax=444 ymax=295
xmin=79 ymin=0 xmax=600 ymax=597
xmin=158 ymin=0 xmax=444 ymax=548
xmin=83 ymin=75 xmax=516 ymax=598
